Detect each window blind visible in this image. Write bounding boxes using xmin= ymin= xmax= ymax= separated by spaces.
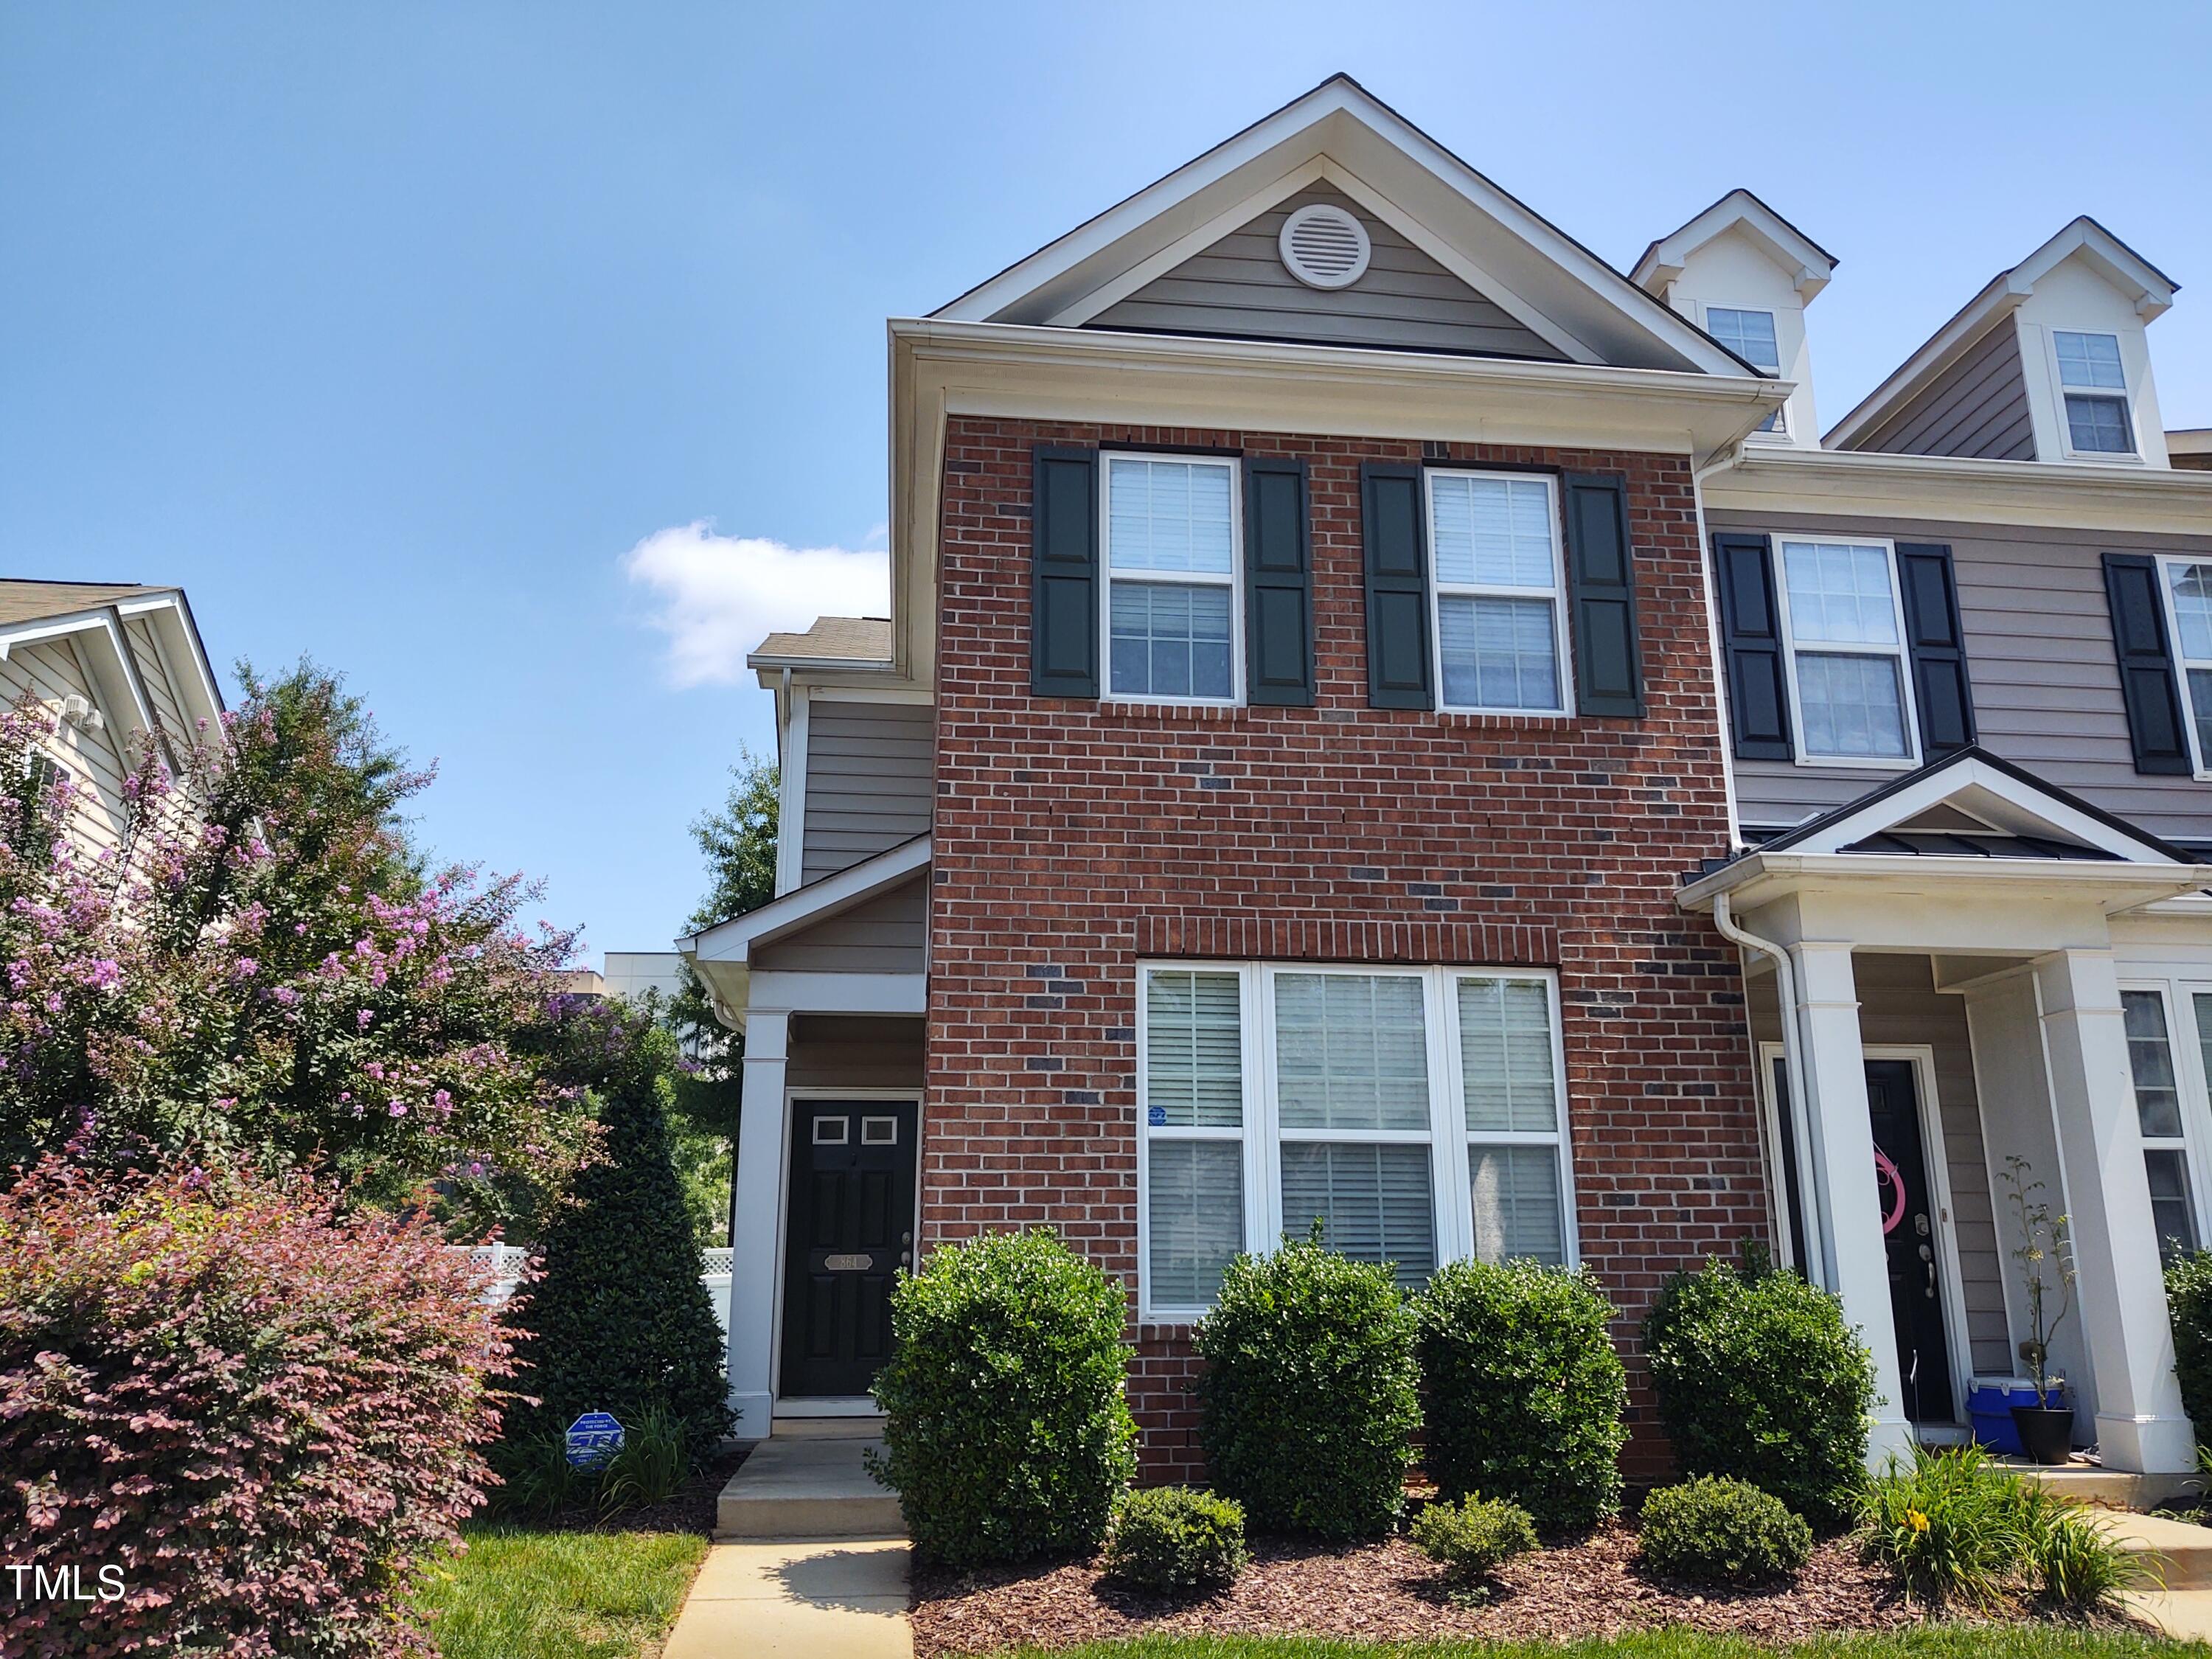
xmin=1281 ymin=1141 xmax=1436 ymax=1287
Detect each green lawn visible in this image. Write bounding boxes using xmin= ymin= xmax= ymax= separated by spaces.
xmin=413 ymin=1523 xmax=708 ymax=1659
xmin=970 ymin=1635 xmax=2210 ymax=1659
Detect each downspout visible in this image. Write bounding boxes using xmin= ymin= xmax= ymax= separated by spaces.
xmin=1693 ymin=441 xmax=1749 ymax=852
xmin=1711 ymin=889 xmax=1826 ymax=1288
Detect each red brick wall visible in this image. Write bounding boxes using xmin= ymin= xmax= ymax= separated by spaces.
xmin=924 ymin=416 xmax=1766 ymax=1484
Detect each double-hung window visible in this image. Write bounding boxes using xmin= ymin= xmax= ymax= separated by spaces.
xmin=2120 ymin=987 xmax=2205 ymax=1263
xmin=1707 ymin=306 xmax=1786 ymax=434
xmin=2157 ymin=557 xmax=2212 ymax=773
xmin=2053 ymin=330 xmax=2135 ymax=456
xmin=1136 ymin=961 xmax=1575 ymax=1318
xmin=1102 ymin=454 xmax=1241 ymax=704
xmin=1774 ymin=538 xmax=1918 ymax=765
xmin=1425 ymin=470 xmax=1571 ymax=714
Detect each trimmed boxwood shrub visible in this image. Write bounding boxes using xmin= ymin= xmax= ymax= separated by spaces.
xmin=1643 ymin=1255 xmax=1876 ymax=1529
xmin=0 ymin=1158 xmax=511 ymax=1658
xmin=1192 ymin=1232 xmax=1421 ymax=1540
xmin=2166 ymin=1248 xmax=2212 ymax=1441
xmin=1102 ymin=1486 xmax=1249 ymax=1593
xmin=1411 ymin=1494 xmax=1540 ymax=1582
xmin=1638 ymin=1475 xmax=1812 ymax=1586
xmin=1415 ymin=1257 xmax=1627 ymax=1530
xmin=866 ymin=1228 xmax=1136 ymax=1566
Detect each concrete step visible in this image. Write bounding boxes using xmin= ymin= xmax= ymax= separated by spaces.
xmin=2006 ymin=1459 xmax=2201 ymax=1512
xmin=2095 ymin=1509 xmax=2212 ymax=1590
xmin=716 ymin=1437 xmax=904 ymax=1540
xmin=2121 ymin=1589 xmax=2212 ymax=1640
xmin=771 ymin=1414 xmax=888 ymax=1440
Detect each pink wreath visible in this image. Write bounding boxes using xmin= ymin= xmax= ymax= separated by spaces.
xmin=1873 ymin=1147 xmax=1907 ymax=1235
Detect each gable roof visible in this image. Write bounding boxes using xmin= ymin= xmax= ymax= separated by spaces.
xmin=0 ymin=580 xmax=169 ymax=625
xmin=1826 ymin=216 xmax=2180 ymax=451
xmin=748 ymin=616 xmax=894 ymax=669
xmin=1631 ymin=188 xmax=1838 ymax=302
xmin=933 ymin=74 xmax=1758 ymax=377
xmin=0 ymin=580 xmax=226 ymax=753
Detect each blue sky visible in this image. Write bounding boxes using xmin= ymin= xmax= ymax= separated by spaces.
xmin=4 ymin=4 xmax=2208 ymax=956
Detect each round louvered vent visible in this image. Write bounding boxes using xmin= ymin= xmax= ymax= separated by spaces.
xmin=1278 ymin=204 xmax=1371 ymax=290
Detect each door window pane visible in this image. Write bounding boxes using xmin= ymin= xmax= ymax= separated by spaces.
xmin=1107 ymin=457 xmax=1234 ymax=573
xmin=2146 ymin=1150 xmax=2200 ymax=1264
xmin=1110 ymin=582 xmax=1231 ymax=699
xmin=1458 ymin=977 xmax=1557 ymax=1132
xmin=1148 ymin=1141 xmax=1245 ymax=1307
xmin=1280 ymin=1141 xmax=1435 ymax=1287
xmin=1437 ymin=597 xmax=1560 ymax=712
xmin=1470 ymin=1144 xmax=1565 ymax=1265
xmin=1796 ymin=653 xmax=1909 ymax=758
xmin=1274 ymin=973 xmax=1430 ymax=1130
xmin=1145 ymin=970 xmax=1242 ymax=1127
xmin=2123 ymin=990 xmax=2184 ymax=1137
xmin=1430 ymin=474 xmax=1557 ymax=587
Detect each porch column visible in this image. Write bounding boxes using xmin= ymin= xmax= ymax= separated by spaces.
xmin=1788 ymin=940 xmax=1914 ymax=1466
xmin=2034 ymin=950 xmax=2194 ymax=1472
xmin=728 ymin=1009 xmax=790 ymax=1440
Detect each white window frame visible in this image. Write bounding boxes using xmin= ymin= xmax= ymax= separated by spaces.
xmin=1770 ymin=532 xmax=1922 ymax=771
xmin=1422 ymin=468 xmax=1575 ymax=719
xmin=2048 ymin=329 xmax=2140 ymax=463
xmin=1099 ymin=451 xmax=1245 ymax=708
xmin=2118 ymin=979 xmax=2212 ymax=1260
xmin=1134 ymin=959 xmax=1577 ymax=1321
xmin=2153 ymin=554 xmax=2212 ymax=781
xmin=1702 ymin=304 xmax=1788 ymax=439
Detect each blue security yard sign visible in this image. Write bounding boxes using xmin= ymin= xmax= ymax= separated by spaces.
xmin=565 ymin=1411 xmax=625 ymax=1470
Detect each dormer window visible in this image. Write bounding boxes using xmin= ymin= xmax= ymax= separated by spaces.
xmin=1706 ymin=307 xmax=1785 ymax=434
xmin=2053 ymin=330 xmax=2135 ymax=456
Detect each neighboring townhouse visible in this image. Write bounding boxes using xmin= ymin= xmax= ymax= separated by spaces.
xmin=681 ymin=75 xmax=2212 ymax=1485
xmin=0 ymin=580 xmax=224 ymax=858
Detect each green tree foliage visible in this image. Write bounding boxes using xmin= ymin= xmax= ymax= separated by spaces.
xmin=2165 ymin=1247 xmax=2212 ymax=1441
xmin=501 ymin=1010 xmax=734 ymax=1459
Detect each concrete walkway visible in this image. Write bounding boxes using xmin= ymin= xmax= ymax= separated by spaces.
xmin=661 ymin=1536 xmax=911 ymax=1659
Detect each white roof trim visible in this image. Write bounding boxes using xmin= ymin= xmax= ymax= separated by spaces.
xmin=678 ymin=834 xmax=931 ymax=964
xmin=1827 ymin=217 xmax=2179 ymax=450
xmin=1763 ymin=757 xmax=2175 ymax=861
xmin=1678 ymin=851 xmax=2208 ymax=914
xmin=933 ymin=74 xmax=1748 ymax=378
xmin=0 ymin=606 xmax=161 ymax=748
xmin=1632 ymin=188 xmax=1837 ymax=302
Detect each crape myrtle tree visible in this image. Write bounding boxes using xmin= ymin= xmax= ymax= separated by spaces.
xmin=0 ymin=662 xmax=615 ymax=1237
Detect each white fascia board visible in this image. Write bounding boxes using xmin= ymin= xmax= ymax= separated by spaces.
xmin=1 ymin=608 xmax=161 ymax=745
xmin=745 ymin=970 xmax=926 ymax=1017
xmin=680 ymin=835 xmax=932 ymax=964
xmin=1767 ymin=757 xmax=2177 ymax=861
xmin=114 ymin=594 xmax=226 ymax=733
xmin=1678 ymin=851 xmax=2208 ymax=914
xmin=1703 ymin=442 xmax=2212 ymax=535
xmin=2011 ymin=218 xmax=2177 ymax=321
xmin=1632 ymin=189 xmax=1837 ymax=302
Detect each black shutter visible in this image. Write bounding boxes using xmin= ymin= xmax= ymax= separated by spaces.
xmin=1711 ymin=532 xmax=1793 ymax=759
xmin=2102 ymin=552 xmax=2192 ymax=774
xmin=1244 ymin=456 xmax=1314 ymax=706
xmin=1030 ymin=445 xmax=1099 ymax=698
xmin=1360 ymin=462 xmax=1433 ymax=710
xmin=1560 ymin=472 xmax=1644 ymax=717
xmin=1896 ymin=543 xmax=1976 ymax=759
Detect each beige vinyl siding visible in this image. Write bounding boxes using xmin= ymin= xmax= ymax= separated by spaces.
xmin=801 ymin=700 xmax=933 ymax=884
xmin=0 ymin=639 xmax=132 ymax=855
xmin=1851 ymin=321 xmax=2036 ymax=461
xmin=1088 ymin=185 xmax=1567 ymax=361
xmin=1713 ymin=509 xmax=2212 ymax=840
xmin=786 ymin=1015 xmax=924 ymax=1092
xmin=1748 ymin=954 xmax=2011 ymax=1378
xmin=752 ymin=873 xmax=926 ymax=975
xmin=124 ymin=616 xmax=188 ymax=741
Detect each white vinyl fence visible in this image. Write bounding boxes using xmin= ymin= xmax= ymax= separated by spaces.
xmin=456 ymin=1242 xmax=733 ymax=1343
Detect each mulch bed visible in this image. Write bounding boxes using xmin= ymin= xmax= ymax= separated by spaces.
xmin=913 ymin=1523 xmax=1924 ymax=1658
xmin=495 ymin=1444 xmax=749 ymax=1537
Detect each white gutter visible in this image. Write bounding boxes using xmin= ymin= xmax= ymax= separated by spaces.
xmin=1710 ymin=891 xmax=1823 ymax=1288
xmin=1693 ymin=443 xmax=1747 ymax=851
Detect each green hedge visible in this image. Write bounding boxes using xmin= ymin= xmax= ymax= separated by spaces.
xmin=1639 ymin=1476 xmax=1812 ymax=1586
xmin=1411 ymin=1495 xmax=1540 ymax=1582
xmin=1102 ymin=1487 xmax=1248 ymax=1593
xmin=1414 ymin=1258 xmax=1627 ymax=1530
xmin=866 ymin=1229 xmax=1136 ymax=1565
xmin=1642 ymin=1255 xmax=1875 ymax=1529
xmin=1193 ymin=1234 xmax=1421 ymax=1539
xmin=2166 ymin=1248 xmax=2212 ymax=1442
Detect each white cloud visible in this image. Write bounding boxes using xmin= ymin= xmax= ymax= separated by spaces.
xmin=622 ymin=521 xmax=890 ymax=688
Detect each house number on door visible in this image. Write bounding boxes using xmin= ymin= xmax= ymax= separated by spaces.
xmin=824 ymin=1253 xmax=874 ymax=1272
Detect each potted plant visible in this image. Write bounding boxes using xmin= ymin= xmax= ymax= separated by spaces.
xmin=2000 ymin=1155 xmax=2077 ymax=1465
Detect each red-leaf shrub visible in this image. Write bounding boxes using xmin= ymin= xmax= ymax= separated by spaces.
xmin=0 ymin=1158 xmax=513 ymax=1658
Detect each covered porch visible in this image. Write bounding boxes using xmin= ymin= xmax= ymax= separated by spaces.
xmin=1681 ymin=751 xmax=2210 ymax=1475
xmin=678 ymin=835 xmax=930 ymax=1439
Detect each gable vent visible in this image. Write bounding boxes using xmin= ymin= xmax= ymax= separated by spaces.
xmin=1279 ymin=204 xmax=1371 ymax=291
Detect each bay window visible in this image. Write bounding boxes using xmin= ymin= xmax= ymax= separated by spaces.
xmin=1425 ymin=469 xmax=1571 ymax=714
xmin=1137 ymin=961 xmax=1575 ymax=1318
xmin=1775 ymin=538 xmax=1918 ymax=765
xmin=1102 ymin=453 xmax=1241 ymax=704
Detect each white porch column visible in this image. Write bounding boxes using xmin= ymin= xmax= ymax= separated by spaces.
xmin=1789 ymin=940 xmax=1914 ymax=1467
xmin=2034 ymin=950 xmax=2194 ymax=1472
xmin=728 ymin=1009 xmax=790 ymax=1440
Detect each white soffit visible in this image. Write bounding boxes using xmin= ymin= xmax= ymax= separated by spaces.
xmin=933 ymin=74 xmax=1752 ymax=378
xmin=1632 ymin=187 xmax=1838 ymax=302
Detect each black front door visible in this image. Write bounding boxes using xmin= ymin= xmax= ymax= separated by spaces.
xmin=781 ymin=1100 xmax=917 ymax=1398
xmin=1864 ymin=1060 xmax=1955 ymax=1425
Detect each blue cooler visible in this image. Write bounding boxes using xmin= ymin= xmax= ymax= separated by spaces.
xmin=1969 ymin=1377 xmax=2056 ymax=1455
